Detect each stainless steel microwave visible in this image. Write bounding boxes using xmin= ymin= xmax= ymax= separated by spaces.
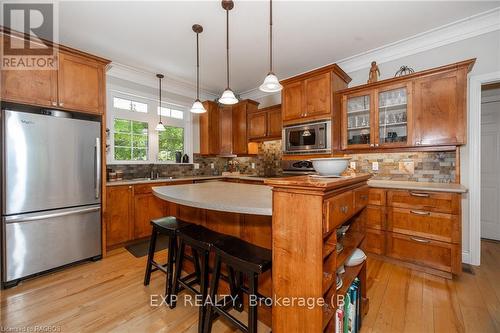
xmin=282 ymin=120 xmax=331 ymax=154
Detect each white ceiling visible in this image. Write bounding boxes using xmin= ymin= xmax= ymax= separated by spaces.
xmin=59 ymin=1 xmax=498 ymax=95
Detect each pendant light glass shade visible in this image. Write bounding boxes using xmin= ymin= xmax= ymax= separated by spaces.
xmin=190 ymin=99 xmax=206 ymax=113
xmin=156 ymin=121 xmax=166 ymax=131
xmin=219 ymin=88 xmax=238 ymax=105
xmin=259 ymin=72 xmax=283 ymax=92
xmin=259 ymin=0 xmax=282 ymax=93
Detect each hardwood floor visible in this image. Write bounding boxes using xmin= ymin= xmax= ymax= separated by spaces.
xmin=1 ymin=240 xmax=499 ymax=332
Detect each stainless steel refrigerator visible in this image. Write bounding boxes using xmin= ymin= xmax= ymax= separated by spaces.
xmin=1 ymin=108 xmax=102 ymax=288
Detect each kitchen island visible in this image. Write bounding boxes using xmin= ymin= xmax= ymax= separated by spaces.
xmin=152 ymin=174 xmax=371 ymax=332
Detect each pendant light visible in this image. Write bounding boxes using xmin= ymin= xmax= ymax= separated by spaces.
xmin=155 ymin=74 xmax=166 ymax=131
xmin=218 ymin=0 xmax=238 ymax=105
xmin=259 ymin=0 xmax=282 ymax=93
xmin=190 ymin=24 xmax=206 ymax=113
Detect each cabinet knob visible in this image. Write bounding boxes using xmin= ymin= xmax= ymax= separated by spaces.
xmin=416 ymin=141 xmax=421 ymax=145
xmin=52 ymin=101 xmax=57 ymax=106
xmin=370 ymin=144 xmax=374 ymax=147
xmin=128 ymin=186 xmax=132 ymax=189
xmin=59 ymin=102 xmax=64 ymax=107
xmin=375 ymin=143 xmax=379 ymax=147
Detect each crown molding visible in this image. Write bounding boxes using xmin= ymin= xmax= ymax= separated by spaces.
xmin=240 ymin=7 xmax=500 ymax=101
xmin=107 ymin=62 xmax=219 ymax=101
xmin=336 ymin=7 xmax=500 ymax=73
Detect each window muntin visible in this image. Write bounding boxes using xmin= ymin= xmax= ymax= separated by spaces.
xmin=113 ymin=97 xmax=148 ymax=113
xmin=158 ymin=106 xmax=184 ymax=120
xmin=113 ymin=118 xmax=149 ymax=161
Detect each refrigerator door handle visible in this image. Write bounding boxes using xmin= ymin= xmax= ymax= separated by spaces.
xmin=95 ymin=137 xmax=101 ymax=199
xmin=4 ymin=206 xmax=101 ymax=224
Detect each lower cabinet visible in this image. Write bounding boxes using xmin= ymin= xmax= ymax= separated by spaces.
xmin=134 ymin=193 xmax=167 ymax=239
xmin=363 ymin=188 xmax=462 ymax=278
xmin=105 ymin=180 xmax=192 ymax=248
xmin=106 ymin=185 xmax=134 ymax=247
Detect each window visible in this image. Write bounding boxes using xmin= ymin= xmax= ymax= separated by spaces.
xmin=108 ymin=88 xmax=191 ymax=164
xmin=158 ymin=106 xmax=184 ymax=120
xmin=113 ymin=97 xmax=148 ymax=113
xmin=113 ymin=118 xmax=149 ymax=161
xmin=158 ymin=126 xmax=184 ymax=161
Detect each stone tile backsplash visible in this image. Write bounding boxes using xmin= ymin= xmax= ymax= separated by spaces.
xmin=348 ymin=151 xmax=456 ymax=183
xmin=108 ymin=140 xmax=456 ymax=183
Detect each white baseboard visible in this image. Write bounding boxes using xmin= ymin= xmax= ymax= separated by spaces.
xmin=462 ymin=251 xmax=472 ymax=265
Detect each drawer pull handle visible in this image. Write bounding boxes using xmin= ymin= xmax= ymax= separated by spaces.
xmin=410 ymin=191 xmax=430 ymax=197
xmin=410 ymin=237 xmax=431 ymax=244
xmin=410 ymin=210 xmax=431 ymax=216
xmin=360 ymin=195 xmax=368 ymax=200
xmin=341 ymin=206 xmax=349 ymax=213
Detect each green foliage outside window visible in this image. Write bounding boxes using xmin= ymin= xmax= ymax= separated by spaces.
xmin=158 ymin=126 xmax=184 ymax=161
xmin=114 ymin=118 xmax=148 ymax=160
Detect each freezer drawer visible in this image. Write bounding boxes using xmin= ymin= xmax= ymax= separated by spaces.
xmin=2 ymin=205 xmax=101 ymax=282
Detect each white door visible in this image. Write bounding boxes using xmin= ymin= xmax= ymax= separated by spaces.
xmin=481 ymin=90 xmax=500 ymax=240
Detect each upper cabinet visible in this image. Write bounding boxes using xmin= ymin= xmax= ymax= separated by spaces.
xmin=57 ymin=52 xmax=105 ymax=114
xmin=199 ymin=99 xmax=259 ymax=156
xmin=281 ymin=64 xmax=351 ymax=125
xmin=413 ymin=69 xmax=467 ymax=146
xmin=200 ymin=101 xmax=220 ymax=155
xmin=340 ymin=59 xmax=474 ymax=151
xmin=248 ymin=104 xmax=282 ymax=141
xmin=0 ymin=32 xmax=109 ymax=115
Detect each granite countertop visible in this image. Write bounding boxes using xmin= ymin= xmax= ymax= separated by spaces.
xmin=152 ymin=182 xmax=273 ymax=216
xmin=368 ymin=179 xmax=468 ymax=193
xmin=265 ymin=173 xmax=372 ymax=191
xmin=106 ymin=174 xmax=269 ymax=186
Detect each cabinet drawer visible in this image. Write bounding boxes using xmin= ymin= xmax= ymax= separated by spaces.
xmin=366 ymin=205 xmax=386 ymax=230
xmin=364 ymin=229 xmax=385 ymax=255
xmin=368 ymin=188 xmax=386 ymax=206
xmin=386 ymin=232 xmax=460 ymax=274
xmin=388 ymin=208 xmax=459 ymax=243
xmin=387 ymin=190 xmax=460 ymax=214
xmin=324 ymin=191 xmax=354 ymax=234
xmin=354 ymin=186 xmax=369 ymax=213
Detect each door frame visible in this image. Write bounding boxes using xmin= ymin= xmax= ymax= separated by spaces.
xmin=467 ymin=71 xmax=500 ymax=265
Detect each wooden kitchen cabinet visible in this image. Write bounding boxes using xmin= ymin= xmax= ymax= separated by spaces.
xmin=248 ymin=111 xmax=267 ymax=139
xmin=281 ymin=64 xmax=351 ymax=125
xmin=57 ymin=51 xmax=105 ymax=114
xmin=200 ymin=101 xmax=220 ymax=155
xmin=364 ymin=187 xmax=462 ymax=278
xmin=413 ymin=67 xmax=467 ymax=146
xmin=339 ymin=59 xmax=474 ymax=151
xmin=304 ymin=72 xmax=331 ymax=118
xmin=199 ymin=99 xmax=259 ymax=155
xmin=282 ymin=81 xmax=304 ymax=122
xmin=267 ymin=106 xmax=282 ymax=138
xmin=247 ymin=104 xmax=282 ymax=141
xmin=106 ymin=185 xmax=134 ymax=247
xmin=134 ymin=193 xmax=167 ymax=239
xmin=219 ymin=105 xmax=233 ymax=155
xmin=232 ymin=100 xmax=258 ymax=154
xmin=0 ymin=32 xmax=109 ymax=114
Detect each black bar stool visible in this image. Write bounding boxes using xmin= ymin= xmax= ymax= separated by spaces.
xmin=204 ymin=236 xmax=272 ymax=333
xmin=143 ymin=216 xmax=190 ymax=305
xmin=171 ymin=224 xmax=230 ymax=333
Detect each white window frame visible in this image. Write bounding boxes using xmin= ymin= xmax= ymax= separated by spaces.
xmin=106 ymin=86 xmax=193 ymax=164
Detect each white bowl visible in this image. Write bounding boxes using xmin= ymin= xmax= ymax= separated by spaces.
xmin=309 ymin=157 xmax=351 ymax=176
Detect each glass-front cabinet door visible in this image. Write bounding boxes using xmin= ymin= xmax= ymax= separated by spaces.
xmin=376 ymin=83 xmax=412 ymax=147
xmin=343 ymin=93 xmax=373 ymax=149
